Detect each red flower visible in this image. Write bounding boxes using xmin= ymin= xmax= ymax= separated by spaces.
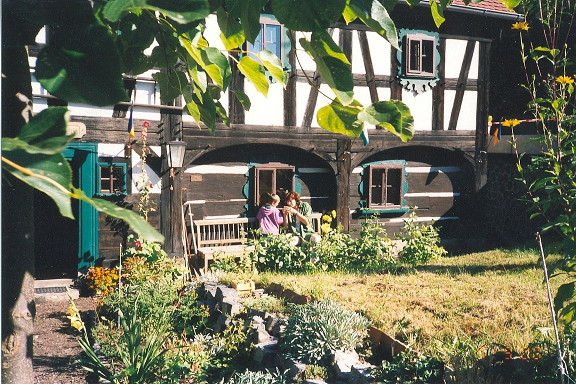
xmin=135 ymin=240 xmax=142 ymax=250
xmin=143 ymin=121 xmax=150 ymax=128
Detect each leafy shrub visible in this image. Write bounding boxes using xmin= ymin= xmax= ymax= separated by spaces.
xmin=397 ymin=211 xmax=447 ymax=266
xmin=123 ymin=234 xmax=167 ymax=263
xmin=307 ymin=230 xmax=355 ymax=271
xmin=251 ymin=232 xmax=311 ymax=272
xmin=221 ymin=368 xmax=289 ymax=384
xmin=348 ymin=216 xmax=397 ymax=272
xmin=371 ymin=349 xmax=444 ymax=384
xmin=281 ymin=300 xmax=370 ymax=364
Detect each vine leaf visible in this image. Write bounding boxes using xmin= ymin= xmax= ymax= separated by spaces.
xmin=317 ymin=100 xmax=364 ymax=137
xmin=300 ymin=31 xmax=354 ymax=106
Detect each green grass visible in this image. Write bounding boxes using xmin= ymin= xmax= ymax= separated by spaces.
xmin=255 ymin=247 xmax=566 ymax=358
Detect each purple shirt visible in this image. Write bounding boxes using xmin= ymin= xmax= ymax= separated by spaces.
xmin=256 ymin=205 xmax=283 ymax=235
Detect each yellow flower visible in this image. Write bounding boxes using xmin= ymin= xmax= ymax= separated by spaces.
xmin=331 ymin=210 xmax=337 ymax=218
xmin=321 ymin=223 xmax=332 ymax=234
xmin=511 ymin=21 xmax=530 ymax=31
xmin=502 ymin=119 xmax=521 ymax=127
xmin=66 ymin=296 xmax=85 ymax=332
xmin=556 ymin=75 xmax=574 ymax=85
xmin=322 ymin=214 xmax=333 ymax=223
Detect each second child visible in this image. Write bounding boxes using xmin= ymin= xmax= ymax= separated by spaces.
xmin=256 ymin=192 xmax=283 ymax=235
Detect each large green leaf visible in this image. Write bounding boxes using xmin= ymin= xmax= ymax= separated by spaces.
xmin=103 ymin=0 xmax=210 ymax=24
xmin=217 ymin=6 xmax=245 ymax=50
xmin=223 ymin=0 xmax=268 ymax=43
xmin=317 ymin=100 xmax=364 ymax=137
xmin=184 ymin=91 xmax=218 ymax=132
xmin=181 ymin=37 xmax=232 ymax=90
xmin=112 ymin=13 xmax=157 ymax=74
xmin=189 ymin=63 xmax=208 ymax=94
xmin=14 ymin=108 xmax=72 ymax=154
xmin=73 ymin=188 xmax=164 ymax=243
xmin=500 ymin=0 xmax=522 ymax=10
xmin=2 ymin=150 xmax=74 ymax=218
xmin=347 ymin=0 xmax=399 ymax=49
xmin=35 ymin=24 xmax=127 ymax=106
xmin=238 ymin=56 xmax=269 ymax=96
xmin=358 ymin=100 xmax=414 ymax=142
xmin=559 ymin=301 xmax=576 ymax=325
xmin=230 ymin=89 xmax=252 ymax=111
xmin=152 ymin=71 xmax=190 ymax=104
xmin=343 ymin=6 xmax=358 ymax=23
xmin=271 ymin=0 xmax=347 ymax=31
xmin=299 ymin=31 xmax=354 ymax=106
xmin=555 ymin=282 xmax=576 ymax=313
xmin=429 ymin=0 xmax=446 ymax=28
xmin=258 ymin=50 xmax=288 ymax=86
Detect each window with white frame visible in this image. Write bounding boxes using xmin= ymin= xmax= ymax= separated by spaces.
xmin=399 ymin=30 xmax=439 ymax=79
xmin=254 ymin=163 xmax=294 ymax=205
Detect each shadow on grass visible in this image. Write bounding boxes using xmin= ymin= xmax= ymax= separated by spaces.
xmin=415 ymin=262 xmax=539 ymax=276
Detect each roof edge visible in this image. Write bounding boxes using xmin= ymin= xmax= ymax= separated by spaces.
xmin=400 ymin=0 xmax=523 ymax=21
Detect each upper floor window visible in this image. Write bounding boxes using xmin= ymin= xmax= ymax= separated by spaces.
xmin=405 ymin=34 xmax=436 ymax=77
xmin=396 ymin=29 xmax=440 ymax=93
xmin=98 ymin=159 xmax=127 ymax=195
xmin=254 ymin=163 xmax=294 ymax=205
xmin=246 ymin=16 xmax=291 ymax=72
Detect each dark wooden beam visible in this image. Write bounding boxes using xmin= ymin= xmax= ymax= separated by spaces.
xmin=432 ymin=38 xmax=446 ymax=131
xmin=390 ymin=47 xmax=403 ymax=100
xmin=358 ymin=30 xmax=378 ymax=103
xmin=447 ymin=40 xmax=476 ymax=130
xmin=229 ymin=52 xmax=245 ymax=124
xmin=159 ymin=90 xmax=184 ymax=258
xmin=302 ymin=29 xmax=334 ymax=128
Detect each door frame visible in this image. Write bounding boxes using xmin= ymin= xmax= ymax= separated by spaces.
xmin=63 ymin=142 xmax=98 ymax=274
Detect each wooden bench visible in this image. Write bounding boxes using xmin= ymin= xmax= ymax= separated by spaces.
xmin=190 ymin=217 xmax=258 ymax=272
xmin=186 ymin=212 xmax=323 ymax=272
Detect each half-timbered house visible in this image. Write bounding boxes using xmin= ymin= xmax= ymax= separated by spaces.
xmin=29 ymin=1 xmax=523 ymax=278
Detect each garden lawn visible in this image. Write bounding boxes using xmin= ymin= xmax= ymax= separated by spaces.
xmin=255 ymin=247 xmax=566 ymax=357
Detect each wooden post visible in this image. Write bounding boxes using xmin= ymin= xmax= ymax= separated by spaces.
xmin=284 ymin=30 xmax=297 ymax=127
xmin=160 ymin=94 xmax=184 ymax=258
xmin=475 ymin=41 xmax=491 ymax=191
xmin=336 ymin=139 xmax=351 ymax=233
